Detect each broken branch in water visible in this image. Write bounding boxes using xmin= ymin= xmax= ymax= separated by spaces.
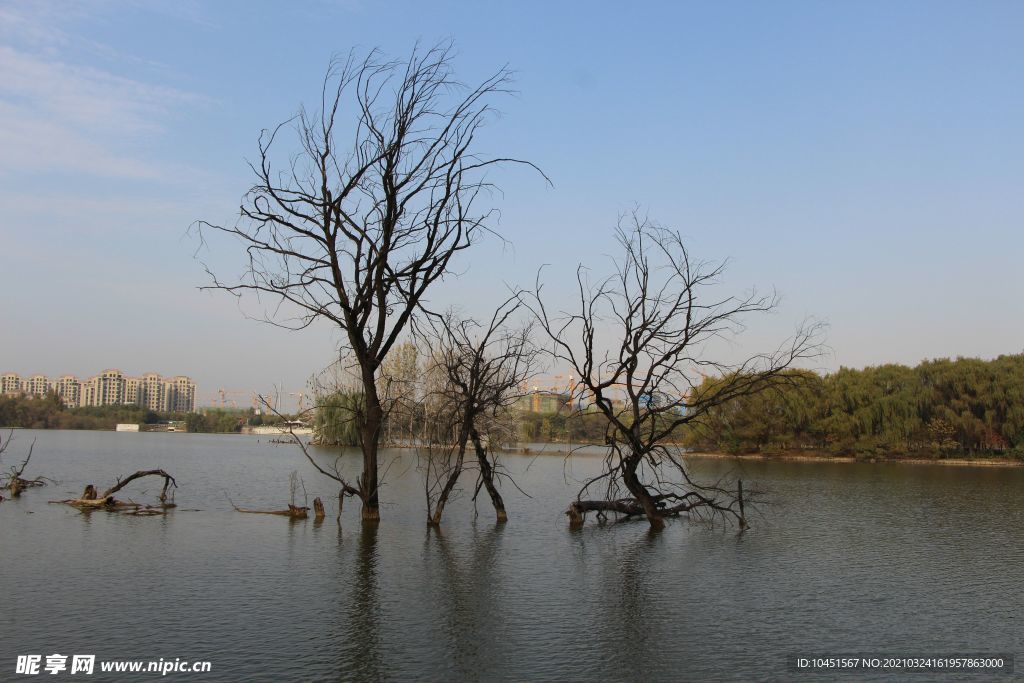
xmin=227 ymin=496 xmax=309 ymax=519
xmin=226 ymin=471 xmax=310 ymax=519
xmin=2 ymin=440 xmax=52 ymax=498
xmin=51 ymin=469 xmax=178 ymax=512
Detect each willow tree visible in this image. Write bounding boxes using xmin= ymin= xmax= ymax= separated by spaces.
xmin=380 ymin=341 xmax=420 ymax=446
xmin=528 ymin=213 xmax=823 ymax=531
xmin=197 ymin=43 xmax=542 ymax=520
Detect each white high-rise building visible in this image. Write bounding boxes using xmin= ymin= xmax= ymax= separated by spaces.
xmin=2 ymin=373 xmax=23 ymax=395
xmin=0 ymin=370 xmax=196 ymax=412
xmin=23 ymin=374 xmax=53 ymax=396
xmin=55 ymin=376 xmax=81 ymax=406
xmin=171 ymin=376 xmax=196 ymax=413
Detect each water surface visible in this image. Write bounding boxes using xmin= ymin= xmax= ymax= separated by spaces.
xmin=1 ymin=430 xmax=1021 ymax=681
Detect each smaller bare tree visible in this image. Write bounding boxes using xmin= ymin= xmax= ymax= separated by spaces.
xmin=421 ymin=296 xmax=540 ymax=525
xmin=0 ymin=432 xmax=49 ymax=499
xmin=526 ymin=213 xmax=824 ymax=531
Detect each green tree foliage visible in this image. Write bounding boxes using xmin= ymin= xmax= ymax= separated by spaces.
xmin=0 ymin=393 xmax=175 ymax=430
xmin=380 ymin=341 xmax=420 ymax=446
xmin=185 ymin=412 xmax=208 ymax=433
xmin=685 ymin=355 xmax=1024 ymax=458
xmin=517 ymin=410 xmax=609 ymax=444
xmin=314 ymin=391 xmax=364 ymax=447
xmin=185 ymin=409 xmax=249 ymax=433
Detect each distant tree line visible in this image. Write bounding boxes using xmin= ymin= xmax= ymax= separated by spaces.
xmin=185 ymin=410 xmax=242 ymax=434
xmin=684 ymin=355 xmax=1024 ymax=459
xmin=314 ymin=392 xmax=610 ymax=447
xmin=517 ymin=411 xmax=607 ymax=444
xmin=186 ymin=408 xmax=296 ymax=433
xmin=0 ymin=394 xmax=303 ymax=435
xmin=313 ymin=353 xmax=1024 ymax=462
xmin=0 ymin=393 xmax=180 ymax=430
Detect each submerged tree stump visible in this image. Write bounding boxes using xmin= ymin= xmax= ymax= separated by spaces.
xmin=566 ymin=503 xmax=584 ymax=530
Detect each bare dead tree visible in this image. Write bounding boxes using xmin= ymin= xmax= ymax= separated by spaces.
xmin=420 ymin=411 xmax=463 ymax=525
xmin=525 ymin=212 xmax=824 ymax=531
xmin=1 ymin=433 xmax=50 ymax=498
xmin=419 ymin=350 xmax=463 ymax=522
xmin=421 ymin=296 xmax=540 ymax=524
xmin=194 ymin=43 xmax=545 ymax=521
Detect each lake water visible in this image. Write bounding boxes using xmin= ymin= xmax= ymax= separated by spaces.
xmin=1 ymin=430 xmax=1021 ymax=681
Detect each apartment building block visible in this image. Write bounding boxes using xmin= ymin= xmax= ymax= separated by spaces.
xmin=0 ymin=369 xmax=196 ymax=412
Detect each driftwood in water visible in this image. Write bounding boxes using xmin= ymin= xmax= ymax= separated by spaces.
xmin=567 ymin=499 xmax=648 ymax=529
xmin=2 ymin=439 xmax=49 ymax=498
xmin=227 ymin=471 xmax=311 ymax=520
xmin=52 ymin=469 xmax=177 ymax=512
xmin=230 ymin=500 xmax=309 ymax=519
xmin=566 ymin=481 xmax=756 ymax=531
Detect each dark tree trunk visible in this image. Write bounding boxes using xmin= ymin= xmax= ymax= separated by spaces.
xmin=430 ymin=423 xmax=471 ymax=525
xmin=621 ymin=456 xmax=665 ymax=531
xmin=360 ymin=371 xmax=383 ymax=522
xmin=470 ymin=428 xmax=507 ymax=523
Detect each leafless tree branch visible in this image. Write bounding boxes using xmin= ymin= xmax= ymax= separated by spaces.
xmin=523 ymin=211 xmax=825 ymax=531
xmin=193 ymin=43 xmax=545 ymax=521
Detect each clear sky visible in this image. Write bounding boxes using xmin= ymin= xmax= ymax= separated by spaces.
xmin=2 ymin=0 xmax=1022 ymax=407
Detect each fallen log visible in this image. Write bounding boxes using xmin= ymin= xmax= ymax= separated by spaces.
xmin=567 ymin=488 xmax=746 ymax=529
xmin=124 ymin=507 xmax=170 ymax=516
xmin=51 ymin=469 xmax=177 ymax=511
xmin=567 ymin=498 xmax=648 ymax=528
xmin=230 ymin=500 xmax=309 ymax=519
xmin=226 ymin=470 xmax=312 ymax=519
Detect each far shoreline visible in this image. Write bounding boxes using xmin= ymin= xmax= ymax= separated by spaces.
xmin=6 ymin=427 xmax=1022 ymax=468
xmin=682 ymin=450 xmax=1024 ymax=468
xmin=513 ymin=442 xmax=1024 ymax=468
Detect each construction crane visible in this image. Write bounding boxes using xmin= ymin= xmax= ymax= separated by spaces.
xmin=214 ymin=389 xmax=257 ymax=409
xmin=288 ymin=391 xmax=307 ymax=413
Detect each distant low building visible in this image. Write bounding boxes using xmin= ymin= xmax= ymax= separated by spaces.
xmin=515 ymin=390 xmax=573 ymax=414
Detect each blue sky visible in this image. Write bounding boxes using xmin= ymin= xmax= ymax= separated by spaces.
xmin=1 ymin=0 xmax=1022 ymax=405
